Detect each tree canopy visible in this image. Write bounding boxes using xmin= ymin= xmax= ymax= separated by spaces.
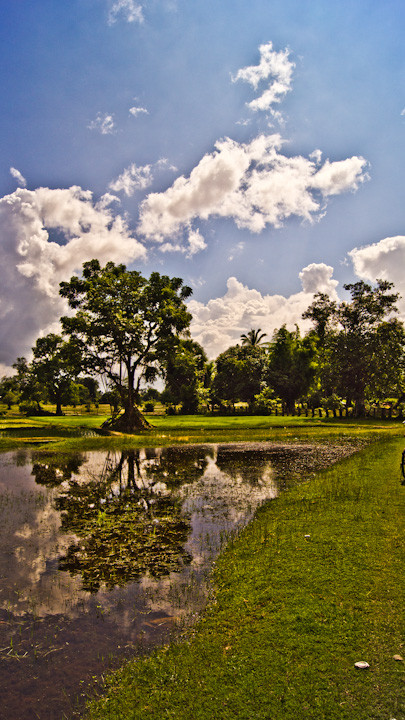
xmin=59 ymin=260 xmax=192 ymax=431
xmin=303 ymin=280 xmax=405 ymax=415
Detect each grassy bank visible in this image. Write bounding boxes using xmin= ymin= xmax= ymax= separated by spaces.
xmin=83 ymin=436 xmax=405 ymax=720
xmin=0 ymin=411 xmax=402 ymax=453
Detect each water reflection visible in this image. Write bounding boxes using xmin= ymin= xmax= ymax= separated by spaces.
xmin=55 ymin=450 xmax=195 ymax=592
xmin=0 ymin=442 xmax=340 ymax=720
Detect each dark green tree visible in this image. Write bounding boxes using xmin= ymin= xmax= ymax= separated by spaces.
xmin=0 ymin=375 xmax=20 ymax=409
xmin=211 ymin=344 xmax=266 ymax=409
xmin=266 ymin=325 xmax=317 ymax=414
xmin=303 ymin=280 xmax=404 ymax=415
xmin=12 ymin=356 xmax=46 ymax=412
xmin=59 ymin=260 xmax=192 ymax=432
xmin=31 ymin=333 xmax=80 ymax=415
xmin=163 ymin=339 xmax=208 ymax=413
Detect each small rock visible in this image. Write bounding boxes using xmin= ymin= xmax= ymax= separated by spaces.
xmin=354 ymin=661 xmax=370 ymax=669
xmin=393 ymin=654 xmax=403 ymax=662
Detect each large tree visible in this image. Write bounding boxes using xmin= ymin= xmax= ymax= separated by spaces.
xmin=60 ymin=260 xmax=192 ymax=432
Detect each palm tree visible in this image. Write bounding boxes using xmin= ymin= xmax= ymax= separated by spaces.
xmin=240 ymin=328 xmax=268 ymax=346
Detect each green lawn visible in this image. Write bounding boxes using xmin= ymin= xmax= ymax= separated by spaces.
xmin=83 ymin=434 xmax=405 ymax=720
xmin=0 ymin=408 xmax=400 ymax=452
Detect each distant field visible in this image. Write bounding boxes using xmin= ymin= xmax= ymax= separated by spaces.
xmin=0 ymin=405 xmax=403 ymax=453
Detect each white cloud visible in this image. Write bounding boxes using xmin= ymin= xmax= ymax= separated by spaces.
xmin=87 ymin=113 xmax=116 ymax=135
xmin=109 ymin=163 xmax=153 ymax=196
xmin=232 ymin=41 xmax=295 ymax=113
xmin=159 ymin=229 xmax=207 ymax=258
xmin=108 ymin=0 xmax=143 ymax=24
xmin=138 ymin=134 xmax=368 ymax=247
xmin=188 ymin=263 xmax=339 ymax=358
xmin=129 ymin=105 xmax=149 ymax=117
xmin=309 ymin=149 xmax=322 ymax=165
xmin=186 ymin=229 xmax=207 ymax=258
xmin=349 ymin=235 xmax=405 ymax=317
xmin=0 ymin=186 xmax=145 ymax=366
xmin=10 ymin=167 xmax=27 ymax=188
xmin=311 ymin=157 xmax=369 ymax=195
xmin=299 ymin=263 xmax=338 ymax=294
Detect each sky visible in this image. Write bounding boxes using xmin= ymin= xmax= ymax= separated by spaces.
xmin=0 ymin=0 xmax=404 ymax=370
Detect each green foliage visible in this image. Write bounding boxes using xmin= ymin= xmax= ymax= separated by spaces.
xmin=240 ymin=327 xmax=268 ymax=346
xmin=13 ymin=356 xmax=45 ymax=410
xmin=212 ymin=344 xmax=267 ymax=408
xmin=163 ymin=339 xmax=208 ymax=413
xmin=266 ymin=325 xmax=317 ymax=413
xmin=0 ymin=376 xmax=20 ymax=409
xmin=31 ymin=333 xmax=81 ymax=415
xmin=304 ymin=280 xmax=405 ymax=415
xmin=18 ymin=400 xmax=41 ymax=416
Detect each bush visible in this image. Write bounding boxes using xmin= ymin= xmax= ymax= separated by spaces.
xmin=19 ymin=402 xmax=55 ymax=416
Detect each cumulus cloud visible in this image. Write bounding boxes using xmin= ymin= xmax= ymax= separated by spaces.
xmin=349 ymin=235 xmax=405 ymax=316
xmin=232 ymin=41 xmax=295 ymax=113
xmin=138 ymin=134 xmax=368 ymax=248
xmin=159 ymin=229 xmax=207 ymax=258
xmin=129 ymin=105 xmax=149 ymax=117
xmin=186 ymin=229 xmax=207 ymax=257
xmin=109 ymin=163 xmax=153 ymax=196
xmin=10 ymin=167 xmax=27 ymax=188
xmin=88 ymin=113 xmax=116 ymax=135
xmin=188 ymin=263 xmax=339 ymax=358
xmin=108 ymin=0 xmax=143 ymax=24
xmin=311 ymin=157 xmax=369 ymax=195
xmin=0 ymin=186 xmax=145 ymax=366
xmin=109 ymin=158 xmax=178 ymax=198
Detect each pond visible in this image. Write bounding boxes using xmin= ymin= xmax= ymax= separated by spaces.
xmin=0 ymin=441 xmax=356 ymax=720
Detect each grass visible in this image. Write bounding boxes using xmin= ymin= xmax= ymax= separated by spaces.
xmin=82 ymin=434 xmax=405 ymax=720
xmin=0 ymin=407 xmax=402 ymax=453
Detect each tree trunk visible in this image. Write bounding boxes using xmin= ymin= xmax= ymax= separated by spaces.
xmin=107 ymin=403 xmax=153 ymax=432
xmin=55 ymin=393 xmax=63 ymax=416
xmin=103 ymin=366 xmax=153 ymax=432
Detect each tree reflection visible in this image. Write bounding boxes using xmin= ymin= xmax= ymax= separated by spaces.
xmin=31 ymin=452 xmax=85 ymax=487
xmin=55 ymin=449 xmax=208 ymax=592
xmin=215 ymin=447 xmax=275 ymax=485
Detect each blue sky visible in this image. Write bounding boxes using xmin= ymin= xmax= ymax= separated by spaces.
xmin=0 ymin=0 xmax=404 ymax=364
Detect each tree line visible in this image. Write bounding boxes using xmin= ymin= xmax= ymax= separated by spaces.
xmin=1 ymin=259 xmax=404 ymax=430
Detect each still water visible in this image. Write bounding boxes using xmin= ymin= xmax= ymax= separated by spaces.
xmin=0 ymin=442 xmax=349 ymax=719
